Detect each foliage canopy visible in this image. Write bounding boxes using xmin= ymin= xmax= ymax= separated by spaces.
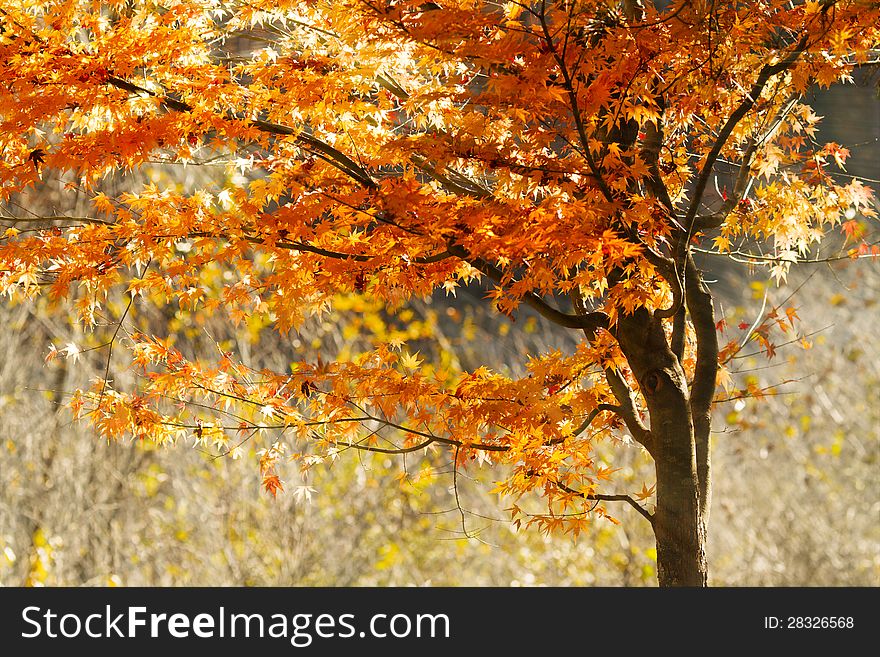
xmin=1 ymin=0 xmax=877 ymax=584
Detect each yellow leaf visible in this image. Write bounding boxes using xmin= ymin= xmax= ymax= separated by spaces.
xmin=400 ymin=350 xmax=422 ymax=371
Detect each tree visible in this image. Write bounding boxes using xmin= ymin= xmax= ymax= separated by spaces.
xmin=1 ymin=0 xmax=877 ymax=586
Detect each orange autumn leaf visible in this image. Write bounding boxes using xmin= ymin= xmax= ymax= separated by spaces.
xmin=262 ymin=475 xmax=284 ymax=499
xmin=634 ymin=483 xmax=656 ymax=502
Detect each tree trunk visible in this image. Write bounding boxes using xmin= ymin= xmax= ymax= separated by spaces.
xmin=653 ymin=423 xmax=708 ymax=587
xmin=615 ymin=308 xmax=709 ymax=587
xmin=649 ymin=375 xmax=708 ymax=587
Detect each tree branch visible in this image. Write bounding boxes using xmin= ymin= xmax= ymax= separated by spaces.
xmin=537 ymin=0 xmax=615 ymax=204
xmin=671 ymin=304 xmax=686 ymax=362
xmin=410 ymin=154 xmax=493 ymax=199
xmin=682 ymin=34 xmax=810 ymax=233
xmin=692 ymin=95 xmax=799 ymax=231
xmin=639 ymin=82 xmax=676 ymax=214
xmin=684 ymin=254 xmax=716 ymax=521
xmin=448 ymin=245 xmax=609 ymax=330
xmin=545 ymin=402 xmax=622 ymax=446
xmin=570 ymin=288 xmax=654 ymax=453
xmin=105 ymin=76 xmax=378 ymax=189
xmin=333 ymin=437 xmax=436 ymax=455
xmin=604 ymin=366 xmax=654 ymax=455
xmin=107 ymin=71 xmax=596 ymax=331
xmin=555 ymin=480 xmax=654 ymax=524
xmin=240 ymin=233 xmax=453 ymax=264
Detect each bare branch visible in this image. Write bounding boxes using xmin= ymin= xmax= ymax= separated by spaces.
xmin=671 ymin=304 xmax=686 ymax=362
xmin=331 ymin=437 xmax=436 ymax=455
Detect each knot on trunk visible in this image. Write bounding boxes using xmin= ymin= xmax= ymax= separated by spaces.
xmin=644 ymin=370 xmax=663 ymax=394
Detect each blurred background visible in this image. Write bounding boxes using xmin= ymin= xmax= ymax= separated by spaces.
xmin=0 ymin=78 xmax=877 ymax=588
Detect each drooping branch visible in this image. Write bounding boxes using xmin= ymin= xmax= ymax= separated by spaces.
xmin=193 ymin=231 xmax=455 ymax=265
xmin=102 ymin=59 xmax=616 ymax=334
xmin=98 ymin=76 xmax=601 ymax=332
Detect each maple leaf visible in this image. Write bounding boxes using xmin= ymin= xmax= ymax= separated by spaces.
xmin=842 ymin=220 xmax=862 ymax=241
xmin=830 ymin=145 xmax=849 ymax=170
xmin=262 ymin=475 xmax=284 ymax=498
xmin=716 ymin=366 xmax=735 ymax=394
xmin=634 ymin=483 xmax=655 ymax=502
xmin=399 ymin=351 xmax=423 ymax=371
xmin=27 ymin=148 xmax=46 ymax=173
xmin=712 ymin=235 xmax=731 ymax=252
xmin=62 ymin=343 xmax=81 ymax=363
xmin=291 ymin=485 xmax=316 ymax=503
